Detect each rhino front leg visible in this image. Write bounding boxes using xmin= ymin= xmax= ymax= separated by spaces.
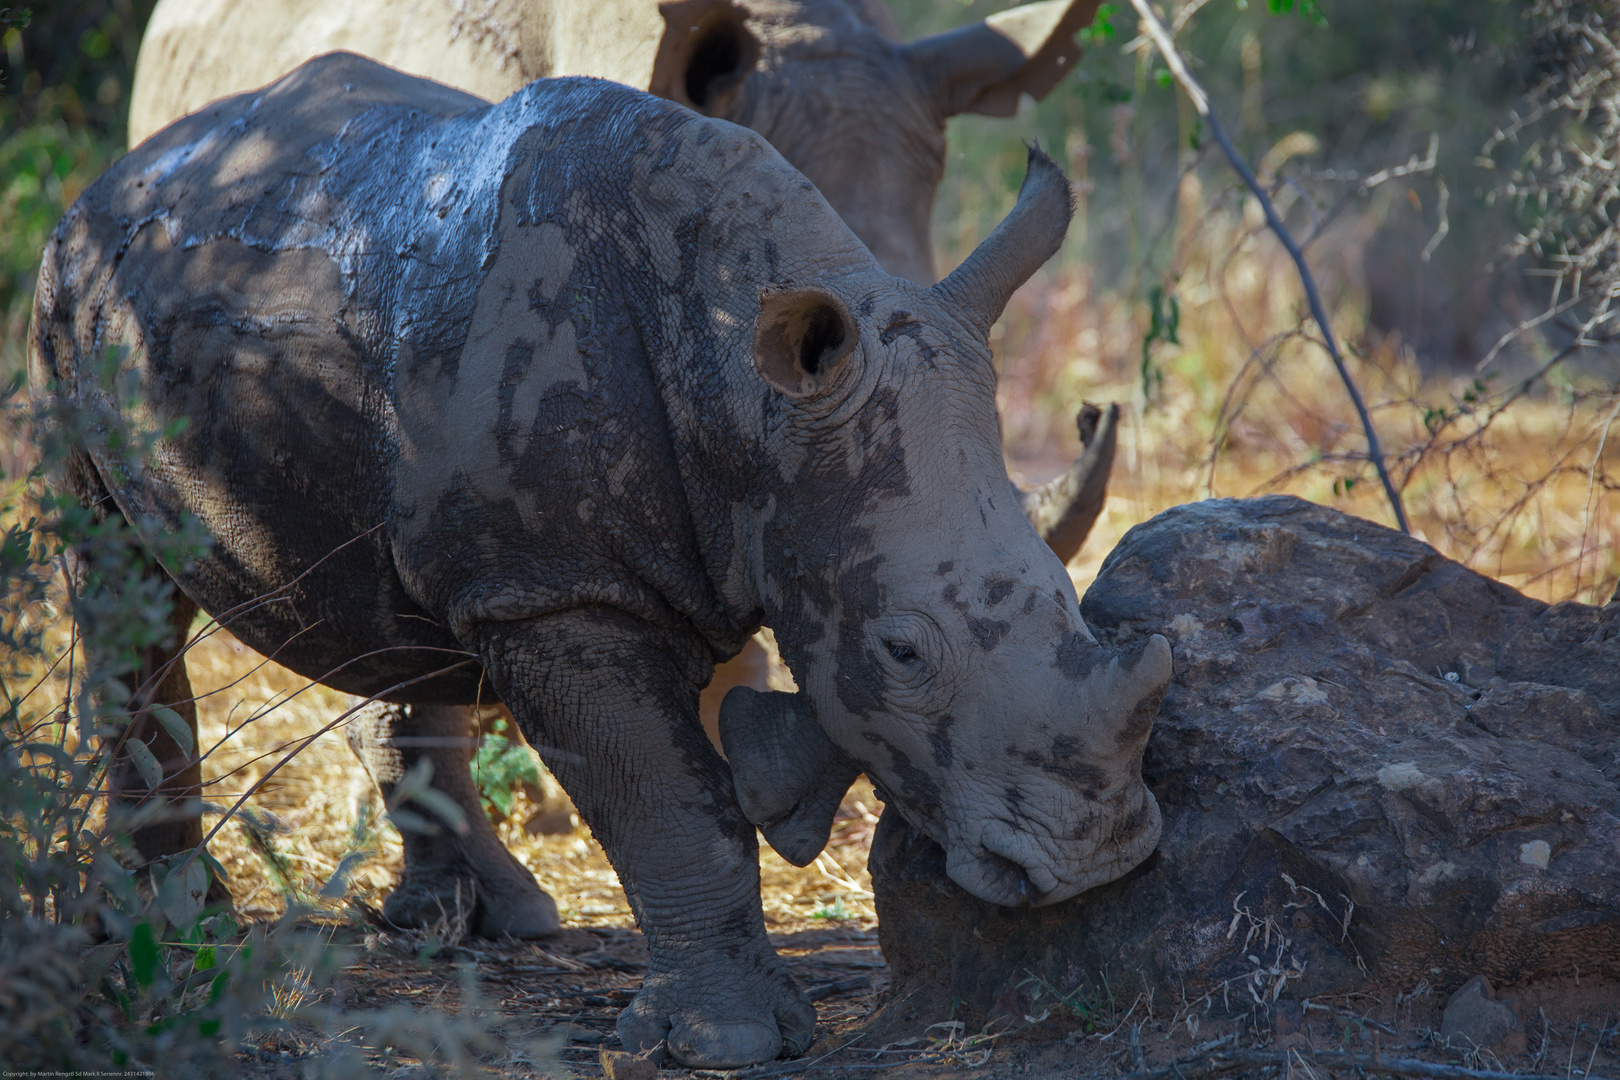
xmin=477 ymin=609 xmax=816 ymax=1069
xmin=346 ymin=702 xmax=560 ymax=938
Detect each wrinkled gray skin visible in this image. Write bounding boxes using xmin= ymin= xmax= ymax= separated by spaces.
xmin=124 ymin=0 xmax=1124 ymax=944
xmin=32 ymin=56 xmax=1169 ymax=1067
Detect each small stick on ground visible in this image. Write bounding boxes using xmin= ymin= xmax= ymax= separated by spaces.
xmin=1114 ymin=1046 xmax=1617 ymax=1080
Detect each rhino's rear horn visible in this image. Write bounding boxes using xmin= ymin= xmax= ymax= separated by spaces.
xmin=753 ymin=286 xmax=860 ymax=399
xmin=931 ymin=145 xmax=1072 ymax=332
xmin=720 ymin=686 xmax=860 ymax=866
xmin=653 ymin=0 xmax=761 ymax=115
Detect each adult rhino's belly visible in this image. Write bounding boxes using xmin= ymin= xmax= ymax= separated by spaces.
xmin=112 ymin=236 xmax=485 ymax=702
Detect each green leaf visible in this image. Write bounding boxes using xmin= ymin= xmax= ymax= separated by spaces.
xmin=158 ymin=857 xmax=208 ymax=932
xmin=149 ymin=705 xmax=192 ymax=757
xmin=129 ymin=921 xmax=159 ymax=988
xmin=95 ymin=852 xmax=139 ymax=909
xmin=200 ymin=846 xmax=231 ymax=884
xmin=127 ymin=737 xmax=163 ymax=790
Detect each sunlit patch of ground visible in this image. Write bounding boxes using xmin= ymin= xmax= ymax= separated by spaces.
xmin=187 ymin=627 xmax=880 ymax=940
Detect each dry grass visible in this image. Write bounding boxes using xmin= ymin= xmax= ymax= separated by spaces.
xmin=183 ymin=626 xmax=881 ymax=938
xmin=999 ymin=174 xmax=1620 ymax=607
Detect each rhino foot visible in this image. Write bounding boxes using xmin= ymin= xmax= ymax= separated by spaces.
xmin=383 ymin=848 xmax=560 ymax=939
xmin=617 ymin=963 xmax=815 ymax=1068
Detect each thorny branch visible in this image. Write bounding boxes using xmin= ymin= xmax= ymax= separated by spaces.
xmin=1125 ymin=0 xmax=1410 ymax=534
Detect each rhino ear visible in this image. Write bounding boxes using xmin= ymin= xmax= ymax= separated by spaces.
xmin=720 ymin=686 xmax=861 ymax=866
xmin=906 ymin=0 xmax=1103 ymax=118
xmin=652 ymin=0 xmax=761 ymax=116
xmin=752 ymin=286 xmax=860 ymax=399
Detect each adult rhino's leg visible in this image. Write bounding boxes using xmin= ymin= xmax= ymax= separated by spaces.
xmin=476 ymin=608 xmax=815 ymax=1069
xmin=63 ymin=447 xmax=225 ymax=900
xmin=346 ymin=701 xmax=560 ymax=938
xmin=101 ymin=585 xmax=213 ymax=863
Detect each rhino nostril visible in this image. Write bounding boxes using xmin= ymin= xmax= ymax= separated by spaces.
xmin=976 ymin=850 xmax=1035 ymax=907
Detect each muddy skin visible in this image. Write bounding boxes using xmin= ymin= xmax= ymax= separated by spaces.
xmin=125 ymin=0 xmax=1123 ymax=939
xmin=32 ymin=57 xmax=1167 ymax=1066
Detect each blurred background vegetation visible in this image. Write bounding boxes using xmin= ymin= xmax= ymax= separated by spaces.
xmin=1 ymin=0 xmax=155 ymax=379
xmin=2 ymin=0 xmax=1615 ymax=601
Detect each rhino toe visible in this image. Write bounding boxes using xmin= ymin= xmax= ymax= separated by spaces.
xmin=474 ymin=884 xmax=560 ymax=939
xmin=383 ymin=856 xmax=559 ymax=939
xmin=616 ymin=969 xmax=815 ymax=1068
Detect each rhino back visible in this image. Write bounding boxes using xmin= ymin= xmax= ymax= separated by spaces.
xmin=128 ymin=0 xmax=672 ymax=146
xmin=39 ymin=54 xmax=841 ymax=695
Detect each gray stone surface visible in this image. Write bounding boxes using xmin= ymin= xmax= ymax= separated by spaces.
xmin=871 ymin=496 xmax=1620 ymax=1026
xmin=1440 ymin=975 xmax=1526 ymax=1053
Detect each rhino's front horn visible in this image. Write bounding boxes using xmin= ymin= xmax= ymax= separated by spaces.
xmin=931 ymin=145 xmax=1073 ymax=332
xmin=1086 ymin=633 xmax=1172 ymax=756
xmin=719 ymin=687 xmax=860 ymax=866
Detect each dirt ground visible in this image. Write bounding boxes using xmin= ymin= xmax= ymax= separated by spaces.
xmin=185 ymin=626 xmax=1620 ymax=1079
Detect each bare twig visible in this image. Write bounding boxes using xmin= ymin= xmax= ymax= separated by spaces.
xmin=166 ymin=654 xmax=478 ymax=885
xmin=1116 ymin=1046 xmax=1617 ymax=1080
xmin=1125 ymin=0 xmax=1410 ymax=535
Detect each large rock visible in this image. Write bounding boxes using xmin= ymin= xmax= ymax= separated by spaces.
xmin=871 ymin=496 xmax=1620 ymax=1026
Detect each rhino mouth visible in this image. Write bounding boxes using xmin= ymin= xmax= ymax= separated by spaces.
xmin=946 ymin=846 xmax=1043 ymax=907
xmin=942 ymin=786 xmax=1164 ymax=907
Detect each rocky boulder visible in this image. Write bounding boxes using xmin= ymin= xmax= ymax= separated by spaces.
xmin=871 ymin=496 xmax=1620 ymax=1026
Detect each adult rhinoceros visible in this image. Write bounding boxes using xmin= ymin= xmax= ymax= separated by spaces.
xmin=122 ymin=0 xmax=1126 ymax=943
xmin=34 ymin=55 xmax=1169 ymax=1066
xmin=129 ymin=0 xmax=1101 ymax=284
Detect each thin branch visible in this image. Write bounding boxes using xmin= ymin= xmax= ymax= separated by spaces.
xmin=1125 ymin=0 xmax=1410 ymax=535
xmin=1116 ymin=1046 xmax=1617 ymax=1080
xmin=164 ymin=653 xmax=478 ymax=886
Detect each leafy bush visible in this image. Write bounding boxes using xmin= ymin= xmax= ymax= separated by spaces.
xmin=471 ymin=713 xmax=543 ymax=821
xmin=0 ymin=372 xmax=506 ymax=1072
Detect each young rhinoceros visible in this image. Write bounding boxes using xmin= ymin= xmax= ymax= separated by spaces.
xmin=31 ymin=54 xmax=1170 ymax=1067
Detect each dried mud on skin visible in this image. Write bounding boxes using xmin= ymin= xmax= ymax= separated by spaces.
xmin=193 ymin=627 xmax=1618 ymax=1079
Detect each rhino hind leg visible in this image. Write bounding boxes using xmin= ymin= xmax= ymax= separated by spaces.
xmin=61 ymin=446 xmax=231 ymax=905
xmin=347 ymin=702 xmax=560 ymax=939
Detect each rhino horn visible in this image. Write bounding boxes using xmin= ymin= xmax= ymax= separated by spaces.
xmin=931 ymin=145 xmax=1073 ymax=333
xmin=652 ymin=0 xmax=760 ymax=116
xmin=1090 ymin=634 xmax=1172 ymax=755
xmin=908 ymin=0 xmax=1106 ymax=118
xmin=1020 ymin=401 xmax=1119 ymax=564
xmin=719 ymin=686 xmax=860 ymax=867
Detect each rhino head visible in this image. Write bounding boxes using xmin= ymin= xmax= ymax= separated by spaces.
xmin=715 ymin=146 xmax=1171 ymax=907
xmin=651 ymin=0 xmax=1104 ymax=284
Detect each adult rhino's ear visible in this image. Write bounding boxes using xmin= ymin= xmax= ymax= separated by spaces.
xmin=752 ymin=286 xmax=860 ymax=398
xmin=720 ymin=687 xmax=861 ymax=866
xmin=652 ymin=0 xmax=761 ymax=116
xmin=906 ymin=0 xmax=1104 ymax=118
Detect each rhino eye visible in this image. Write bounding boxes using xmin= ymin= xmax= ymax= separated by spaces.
xmin=885 ymin=640 xmax=918 ymax=664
